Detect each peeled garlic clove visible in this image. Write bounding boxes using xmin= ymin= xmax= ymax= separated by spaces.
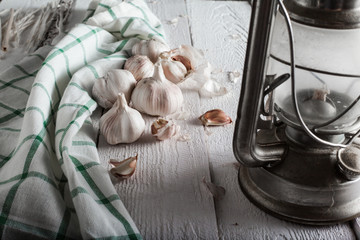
xmin=92 ymin=69 xmax=136 ymax=109
xmin=124 ymin=55 xmax=154 ymax=82
xmin=159 ymin=52 xmax=187 ymax=84
xmin=199 ymin=109 xmax=232 ymax=126
xmin=100 ymin=93 xmax=145 ymax=144
xmin=132 ymin=39 xmax=170 ymax=63
xmin=109 ymin=155 xmax=138 ymax=180
xmin=151 ymin=118 xmax=180 ymax=141
xmin=131 ymin=62 xmax=184 ymax=116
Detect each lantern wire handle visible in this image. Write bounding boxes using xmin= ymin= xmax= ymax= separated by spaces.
xmin=277 ymin=0 xmax=348 ymax=148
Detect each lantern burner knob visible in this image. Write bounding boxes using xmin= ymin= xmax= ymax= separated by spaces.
xmin=338 ymin=147 xmax=360 ymax=180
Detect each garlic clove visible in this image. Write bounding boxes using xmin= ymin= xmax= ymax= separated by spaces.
xmin=92 ymin=69 xmax=136 ymax=109
xmin=109 ymin=154 xmax=138 ymax=180
xmin=199 ymin=109 xmax=232 ymax=126
xmin=159 ymin=52 xmax=187 ymax=84
xmin=100 ymin=93 xmax=146 ymax=144
xmin=151 ymin=118 xmax=169 ymax=134
xmin=169 ymin=45 xmax=205 ymax=71
xmin=131 ymin=62 xmax=184 ymax=116
xmin=132 ymin=39 xmax=170 ymax=63
xmin=151 ymin=118 xmax=180 ymax=141
xmin=124 ymin=55 xmax=154 ymax=82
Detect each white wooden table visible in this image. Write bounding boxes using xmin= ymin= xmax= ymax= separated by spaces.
xmin=1 ymin=0 xmax=358 ymax=239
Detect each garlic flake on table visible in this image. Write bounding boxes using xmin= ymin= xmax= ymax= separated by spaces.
xmin=199 ymin=109 xmax=232 ymax=126
xmin=131 ymin=62 xmax=184 ymax=116
xmin=100 ymin=93 xmax=145 ymax=144
xmin=132 ymin=39 xmax=170 ymax=63
xmin=124 ymin=55 xmax=154 ymax=82
xmin=151 ymin=118 xmax=180 ymax=141
xmin=109 ymin=155 xmax=138 ymax=180
xmin=92 ymin=69 xmax=136 ymax=109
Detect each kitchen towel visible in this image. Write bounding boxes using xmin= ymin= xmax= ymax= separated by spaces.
xmin=0 ymin=0 xmax=165 ymax=238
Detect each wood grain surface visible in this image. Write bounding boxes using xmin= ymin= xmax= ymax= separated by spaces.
xmin=0 ymin=0 xmax=357 ymax=239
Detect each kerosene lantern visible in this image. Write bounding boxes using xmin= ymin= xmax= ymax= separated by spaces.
xmin=233 ymin=0 xmax=360 ymax=224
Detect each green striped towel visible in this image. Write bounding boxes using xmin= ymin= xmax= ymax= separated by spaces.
xmin=0 ymin=0 xmax=166 ymax=238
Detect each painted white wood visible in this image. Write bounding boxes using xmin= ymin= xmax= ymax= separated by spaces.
xmin=187 ymin=1 xmax=356 ymax=239
xmin=96 ymin=0 xmax=219 ymax=239
xmin=1 ymin=0 xmax=358 ymax=239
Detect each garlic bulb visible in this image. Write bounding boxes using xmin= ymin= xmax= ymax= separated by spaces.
xmin=199 ymin=109 xmax=232 ymax=126
xmin=131 ymin=62 xmax=184 ymax=116
xmin=132 ymin=39 xmax=170 ymax=63
xmin=92 ymin=69 xmax=136 ymax=109
xmin=100 ymin=93 xmax=145 ymax=144
xmin=124 ymin=55 xmax=154 ymax=82
xmin=151 ymin=118 xmax=180 ymax=141
xmin=159 ymin=51 xmax=187 ymax=84
xmin=109 ymin=155 xmax=138 ymax=180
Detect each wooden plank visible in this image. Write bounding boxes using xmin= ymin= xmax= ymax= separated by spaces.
xmin=96 ymin=0 xmax=219 ymax=239
xmin=186 ymin=1 xmax=356 ymax=239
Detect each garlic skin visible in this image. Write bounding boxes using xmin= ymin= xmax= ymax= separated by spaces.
xmin=132 ymin=39 xmax=170 ymax=63
xmin=131 ymin=62 xmax=184 ymax=116
xmin=199 ymin=109 xmax=232 ymax=126
xmin=151 ymin=118 xmax=180 ymax=141
xmin=109 ymin=155 xmax=138 ymax=180
xmin=124 ymin=55 xmax=154 ymax=82
xmin=100 ymin=93 xmax=145 ymax=144
xmin=169 ymin=45 xmax=205 ymax=71
xmin=92 ymin=69 xmax=136 ymax=109
xmin=159 ymin=52 xmax=187 ymax=84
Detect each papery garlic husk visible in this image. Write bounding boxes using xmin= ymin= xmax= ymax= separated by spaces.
xmin=92 ymin=69 xmax=136 ymax=109
xmin=199 ymin=109 xmax=232 ymax=126
xmin=131 ymin=62 xmax=184 ymax=116
xmin=159 ymin=51 xmax=187 ymax=84
xmin=124 ymin=55 xmax=154 ymax=82
xmin=100 ymin=93 xmax=145 ymax=144
xmin=178 ymin=61 xmax=212 ymax=90
xmin=199 ymin=79 xmax=228 ymax=98
xmin=109 ymin=154 xmax=138 ymax=180
xmin=151 ymin=118 xmax=180 ymax=141
xmin=202 ymin=176 xmax=226 ymax=199
xmin=132 ymin=39 xmax=170 ymax=63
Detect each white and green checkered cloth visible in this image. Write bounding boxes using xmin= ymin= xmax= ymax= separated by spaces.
xmin=0 ymin=0 xmax=166 ymax=238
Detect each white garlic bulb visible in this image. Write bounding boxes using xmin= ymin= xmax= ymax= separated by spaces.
xmin=100 ymin=93 xmax=145 ymax=144
xmin=124 ymin=55 xmax=154 ymax=82
xmin=132 ymin=39 xmax=170 ymax=63
xmin=92 ymin=69 xmax=136 ymax=109
xmin=131 ymin=62 xmax=184 ymax=116
xmin=159 ymin=51 xmax=187 ymax=84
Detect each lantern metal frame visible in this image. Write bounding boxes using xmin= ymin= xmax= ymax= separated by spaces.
xmin=233 ymin=0 xmax=360 ymax=224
